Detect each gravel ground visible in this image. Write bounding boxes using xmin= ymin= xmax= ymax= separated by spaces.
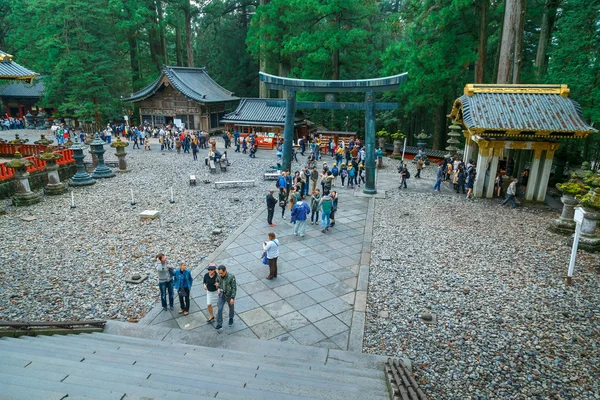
xmin=365 ymin=166 xmax=600 ymax=399
xmin=0 ymin=131 xmax=276 ymax=322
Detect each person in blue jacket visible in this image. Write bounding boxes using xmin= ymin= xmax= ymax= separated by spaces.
xmin=173 ymin=263 xmax=193 ymax=316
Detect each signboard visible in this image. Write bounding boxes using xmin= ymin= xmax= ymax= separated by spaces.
xmin=174 ymin=119 xmax=183 ymax=129
xmin=568 ymin=207 xmax=584 ymax=284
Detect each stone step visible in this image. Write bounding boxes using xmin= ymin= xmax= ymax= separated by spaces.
xmin=36 ymin=335 xmax=385 ymax=387
xmin=0 ymin=372 xmax=124 ymax=400
xmin=35 ymin=334 xmax=386 ymax=387
xmin=101 ymin=321 xmax=393 ymax=373
xmin=0 ymin=381 xmax=67 ymax=400
xmin=0 ymin=336 xmax=387 ymax=400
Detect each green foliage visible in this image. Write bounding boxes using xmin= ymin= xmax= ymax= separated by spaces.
xmin=547 ymin=0 xmax=600 ymax=124
xmin=6 ymin=0 xmax=129 ymax=122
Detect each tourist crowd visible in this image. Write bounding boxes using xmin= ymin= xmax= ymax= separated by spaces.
xmin=0 ymin=116 xmax=25 ymax=130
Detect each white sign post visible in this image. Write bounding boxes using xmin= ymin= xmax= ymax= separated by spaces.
xmin=401 ymin=137 xmax=407 ymax=161
xmin=568 ymin=207 xmax=584 ymax=284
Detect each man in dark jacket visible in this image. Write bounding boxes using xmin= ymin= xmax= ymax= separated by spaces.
xmin=266 ymin=189 xmax=277 ymax=226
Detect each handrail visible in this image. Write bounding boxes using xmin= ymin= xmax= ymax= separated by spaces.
xmin=386 ymin=358 xmax=428 ymax=400
xmin=0 ymin=320 xmax=106 ymax=329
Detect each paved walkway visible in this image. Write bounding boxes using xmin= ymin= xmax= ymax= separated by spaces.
xmin=140 ymin=175 xmax=375 ymax=351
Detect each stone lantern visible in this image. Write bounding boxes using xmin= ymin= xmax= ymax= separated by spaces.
xmin=90 ymin=133 xmax=115 ymax=179
xmin=110 ymin=136 xmax=129 ymax=172
xmin=85 ymin=134 xmax=98 ymax=167
xmin=415 ymin=129 xmax=431 ymax=165
xmin=37 ymin=147 xmax=66 ymax=195
xmin=5 ymin=151 xmax=41 ymax=206
xmin=69 ymin=139 xmax=96 ymax=187
xmin=34 ymin=133 xmax=54 ymax=147
xmin=10 ymin=133 xmax=29 ymax=145
xmin=25 ymin=112 xmax=35 ymax=129
xmin=445 ymin=124 xmax=461 ymax=157
xmin=578 ymin=188 xmax=600 ymax=252
xmin=37 ymin=111 xmax=46 ymax=129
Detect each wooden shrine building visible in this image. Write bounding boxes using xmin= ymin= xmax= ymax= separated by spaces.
xmin=220 ymin=98 xmax=308 ymax=139
xmin=0 ymin=51 xmax=37 ymax=84
xmin=0 ymin=79 xmax=45 ymax=118
xmin=124 ymin=66 xmax=239 ymax=131
xmin=449 ymin=84 xmax=598 ymax=201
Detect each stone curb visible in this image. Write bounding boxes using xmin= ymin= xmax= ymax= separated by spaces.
xmin=347 ymin=195 xmax=375 ymax=352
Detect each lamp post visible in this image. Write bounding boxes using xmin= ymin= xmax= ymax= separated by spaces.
xmin=25 ymin=112 xmax=34 ymax=129
xmin=90 ymin=133 xmax=115 ymax=179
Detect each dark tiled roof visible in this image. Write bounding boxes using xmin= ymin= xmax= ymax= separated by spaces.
xmin=221 ymin=98 xmax=304 ymax=126
xmin=0 ymin=51 xmax=38 ymax=82
xmin=124 ymin=66 xmax=238 ymax=104
xmin=455 ymin=92 xmax=597 ymax=134
xmin=0 ymin=78 xmax=44 ymax=98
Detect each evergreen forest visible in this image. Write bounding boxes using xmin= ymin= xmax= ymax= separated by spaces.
xmin=0 ymin=0 xmax=598 ymax=159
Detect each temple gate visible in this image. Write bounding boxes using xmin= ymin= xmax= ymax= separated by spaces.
xmin=260 ymin=72 xmax=407 ymax=194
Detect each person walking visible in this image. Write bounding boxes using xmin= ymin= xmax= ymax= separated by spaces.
xmin=319 ymin=192 xmax=333 ymax=233
xmin=329 ymin=191 xmax=338 ymax=227
xmin=266 ymin=189 xmax=277 ymax=226
xmin=501 ymin=178 xmax=519 ymax=208
xmin=203 ymin=263 xmax=219 ymax=323
xmin=291 ymin=197 xmax=310 ymax=237
xmin=262 ymin=232 xmax=280 ymax=279
xmin=155 ymin=253 xmax=174 ymax=311
xmin=466 ymin=169 xmax=475 ymax=199
xmin=415 ymin=158 xmax=424 ymax=178
xmin=215 ymin=265 xmax=236 ymax=330
xmin=433 ymin=163 xmax=443 ymax=191
xmin=173 ymin=263 xmax=193 ymax=316
xmin=310 ymin=166 xmax=319 ymax=194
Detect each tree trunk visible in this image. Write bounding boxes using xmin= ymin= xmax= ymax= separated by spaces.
xmin=512 ymin=0 xmax=527 ymax=84
xmin=148 ymin=1 xmax=165 ymax=73
xmin=155 ymin=1 xmax=167 ymax=65
xmin=497 ymin=0 xmax=526 ymax=83
xmin=535 ymin=0 xmax=558 ymax=79
xmin=129 ymin=36 xmax=141 ymax=90
xmin=184 ymin=5 xmax=194 ymax=67
xmin=475 ymin=0 xmax=488 ymax=83
xmin=278 ymin=62 xmax=291 ymax=98
xmin=259 ymin=0 xmax=270 ymax=98
xmin=175 ymin=26 xmax=183 ymax=66
xmin=432 ymin=102 xmax=447 ymax=150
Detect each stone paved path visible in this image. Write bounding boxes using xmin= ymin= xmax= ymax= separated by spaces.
xmin=140 ymin=168 xmax=376 ymax=351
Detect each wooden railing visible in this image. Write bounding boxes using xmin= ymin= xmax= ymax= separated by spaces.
xmin=0 ymin=148 xmax=75 ymax=181
xmin=386 ymin=358 xmax=428 ymax=400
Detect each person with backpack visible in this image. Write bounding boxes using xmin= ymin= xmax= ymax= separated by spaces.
xmin=415 ymin=158 xmax=424 ymax=178
xmin=358 ymin=164 xmax=365 ymax=187
xmin=331 ymin=163 xmax=339 ymax=186
xmin=340 ymin=163 xmax=348 ymax=187
xmin=291 ymin=197 xmax=310 ymax=237
xmin=276 ymin=171 xmax=287 ymax=194
xmin=399 ymin=163 xmax=409 ymax=189
xmin=278 ymin=187 xmax=287 ymax=219
xmin=347 ymin=164 xmax=356 ymax=189
xmin=319 ymin=192 xmax=333 ymax=233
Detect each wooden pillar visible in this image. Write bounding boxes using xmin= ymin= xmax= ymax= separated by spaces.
xmin=525 ymin=144 xmax=545 ymax=201
xmin=536 ymin=144 xmax=559 ymax=202
xmin=485 ymin=144 xmax=502 ymax=198
xmin=281 ymin=89 xmax=296 ymax=173
xmin=18 ymin=105 xmax=24 ymax=118
xmin=473 ymin=140 xmax=490 ymax=198
xmin=3 ymin=100 xmax=10 ymax=117
xmin=364 ymin=90 xmax=377 ymax=194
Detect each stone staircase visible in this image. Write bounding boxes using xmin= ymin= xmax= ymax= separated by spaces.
xmin=0 ymin=321 xmax=395 ymax=400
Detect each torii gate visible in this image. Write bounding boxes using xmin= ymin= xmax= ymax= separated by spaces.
xmin=260 ymin=72 xmax=408 ymax=195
